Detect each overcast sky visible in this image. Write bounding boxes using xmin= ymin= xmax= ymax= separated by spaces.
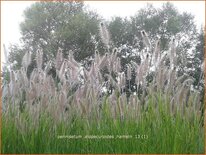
xmin=1 ymin=1 xmax=205 ymax=63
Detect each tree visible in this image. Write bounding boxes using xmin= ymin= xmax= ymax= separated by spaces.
xmin=131 ymin=3 xmax=197 ymax=50
xmin=8 ymin=1 xmax=103 ymax=70
xmin=108 ymin=2 xmax=199 ymax=75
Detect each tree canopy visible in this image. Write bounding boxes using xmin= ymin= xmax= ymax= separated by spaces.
xmin=6 ymin=2 xmax=204 ymax=90
xmin=15 ymin=2 xmax=103 ymax=65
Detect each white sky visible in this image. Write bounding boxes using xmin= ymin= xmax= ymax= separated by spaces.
xmin=1 ymin=1 xmax=205 ymax=64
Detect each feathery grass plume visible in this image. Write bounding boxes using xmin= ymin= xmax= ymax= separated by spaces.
xmin=141 ymin=30 xmax=151 ymax=49
xmin=176 ymin=78 xmax=193 ymax=107
xmin=170 ymin=37 xmax=177 ymax=69
xmin=9 ymin=71 xmax=17 ymax=98
xmin=98 ymin=53 xmax=108 ymax=69
xmin=127 ymin=64 xmax=132 ymax=80
xmin=156 ymin=67 xmax=164 ymax=91
xmin=36 ymin=49 xmax=43 ymax=70
xmin=48 ymin=75 xmax=56 ymax=96
xmin=69 ymin=50 xmax=80 ymax=68
xmin=30 ymin=68 xmax=38 ymax=83
xmin=15 ymin=70 xmax=23 ymax=88
xmin=117 ymin=72 xmax=126 ymax=91
xmin=193 ymin=91 xmax=201 ymax=110
xmin=165 ymin=67 xmax=176 ymax=94
xmin=137 ymin=64 xmax=144 ymax=85
xmin=37 ymin=69 xmax=46 ymax=84
xmin=97 ymin=70 xmax=103 ymax=84
xmin=27 ymin=81 xmax=37 ymax=105
xmin=99 ymin=22 xmax=110 ymax=50
xmin=121 ymin=72 xmax=126 ymax=88
xmin=115 ymin=57 xmax=121 ymax=72
xmin=89 ymin=62 xmax=97 ymax=81
xmin=20 ymin=67 xmax=29 ymax=88
xmin=69 ymin=65 xmax=79 ymax=83
xmin=111 ymin=48 xmax=118 ymax=61
xmin=110 ymin=48 xmax=118 ymax=70
xmin=94 ymin=50 xmax=100 ymax=64
xmin=161 ymin=68 xmax=169 ymax=91
xmin=22 ymin=51 xmax=31 ymax=71
xmin=153 ymin=39 xmax=161 ymax=65
xmin=58 ymin=59 xmax=68 ymax=82
xmin=143 ymin=54 xmax=150 ymax=73
xmin=55 ymin=48 xmax=63 ymax=70
xmin=135 ymin=65 xmax=140 ymax=85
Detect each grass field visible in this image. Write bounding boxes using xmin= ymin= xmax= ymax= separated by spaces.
xmin=2 ymin=93 xmax=204 ymax=154
xmin=2 ymin=26 xmax=204 ymax=153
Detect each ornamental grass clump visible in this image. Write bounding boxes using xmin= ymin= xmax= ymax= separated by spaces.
xmin=3 ymin=29 xmax=203 ymax=122
xmin=2 ymin=28 xmax=204 ymax=154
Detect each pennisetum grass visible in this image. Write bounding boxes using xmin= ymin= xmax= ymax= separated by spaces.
xmin=2 ymin=27 xmax=204 ymax=154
